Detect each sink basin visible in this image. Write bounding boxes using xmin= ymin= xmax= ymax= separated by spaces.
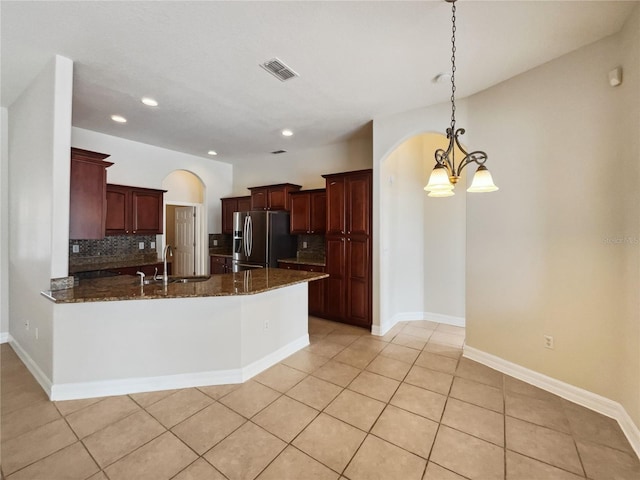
xmin=169 ymin=275 xmax=212 ymax=284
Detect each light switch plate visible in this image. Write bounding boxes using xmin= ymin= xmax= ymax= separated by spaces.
xmin=138 ymin=242 xmax=145 ymax=250
xmin=72 ymin=244 xmax=79 ymax=253
xmin=213 ymin=239 xmax=218 ymax=246
xmin=151 ymin=241 xmax=156 ymax=249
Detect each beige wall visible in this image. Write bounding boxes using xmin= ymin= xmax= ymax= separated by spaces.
xmin=466 ymin=6 xmax=640 ymax=425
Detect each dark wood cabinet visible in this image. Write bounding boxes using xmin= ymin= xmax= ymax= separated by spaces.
xmin=210 ymin=255 xmax=232 ymax=274
xmin=221 ymin=196 xmax=251 ymax=234
xmin=249 ymin=183 xmax=301 ymax=211
xmin=108 ymin=262 xmax=170 ymax=276
xmin=289 ymin=189 xmax=326 ymax=234
xmin=69 ymin=148 xmax=113 ymax=240
xmin=278 ymin=261 xmax=326 ymax=317
xmin=322 ymin=170 xmax=372 ymax=328
xmin=106 ymin=184 xmax=165 ymax=235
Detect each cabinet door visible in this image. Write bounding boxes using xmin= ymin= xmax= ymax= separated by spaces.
xmin=268 ymin=187 xmax=287 ymax=211
xmin=325 ymin=237 xmax=346 ymax=319
xmin=277 ymin=262 xmax=298 ymax=270
xmin=221 ymin=198 xmax=238 ymax=235
xmin=346 ymin=173 xmax=371 ymax=236
xmin=211 ymin=256 xmax=227 ymax=274
xmin=237 ymin=196 xmax=252 ymax=212
xmin=326 ymin=178 xmax=345 ymax=235
xmin=105 ymin=185 xmax=130 ymax=235
xmin=289 ymin=193 xmax=311 ymax=234
xmin=132 ymin=190 xmax=163 ymax=234
xmin=346 ymin=237 xmax=370 ymax=327
xmin=69 ymin=153 xmax=111 ymax=240
xmin=309 ymin=191 xmax=326 ymax=234
xmin=299 ymin=264 xmax=326 ymax=317
xmin=251 ymin=188 xmax=268 ymax=210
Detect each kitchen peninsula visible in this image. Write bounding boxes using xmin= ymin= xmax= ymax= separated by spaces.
xmin=39 ymin=269 xmax=326 ymax=401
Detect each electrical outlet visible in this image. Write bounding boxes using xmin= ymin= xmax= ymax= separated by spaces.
xmin=72 ymin=244 xmax=79 ymax=253
xmin=213 ymin=239 xmax=218 ymax=246
xmin=138 ymin=242 xmax=145 ymax=250
xmin=544 ymin=335 xmax=554 ymax=349
xmin=303 ymin=241 xmax=308 ymax=249
xmin=264 ymin=320 xmax=269 ymax=330
xmin=151 ymin=241 xmax=156 ymax=249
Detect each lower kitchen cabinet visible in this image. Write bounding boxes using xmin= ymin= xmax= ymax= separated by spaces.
xmin=210 ymin=255 xmax=232 ymax=274
xmin=278 ymin=261 xmax=326 ymax=317
xmin=108 ymin=262 xmax=169 ymax=276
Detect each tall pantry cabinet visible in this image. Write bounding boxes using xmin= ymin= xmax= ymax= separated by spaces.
xmin=322 ymin=169 xmax=372 ymax=328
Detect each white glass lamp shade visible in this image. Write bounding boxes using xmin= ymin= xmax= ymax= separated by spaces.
xmin=424 ymin=165 xmax=453 ymax=192
xmin=428 ymin=189 xmax=455 ymax=197
xmin=467 ymin=165 xmax=499 ymax=193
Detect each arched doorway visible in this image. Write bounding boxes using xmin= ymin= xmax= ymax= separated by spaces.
xmin=162 ymin=170 xmax=206 ymax=276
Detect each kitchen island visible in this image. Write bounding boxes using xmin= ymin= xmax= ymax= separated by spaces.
xmin=36 ymin=269 xmax=327 ymax=400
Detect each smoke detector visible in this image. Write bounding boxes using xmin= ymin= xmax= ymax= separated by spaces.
xmin=260 ymin=58 xmax=299 ymax=82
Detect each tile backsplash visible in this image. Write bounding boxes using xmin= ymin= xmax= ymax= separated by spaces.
xmin=69 ymin=235 xmax=157 ymax=257
xmin=297 ymin=234 xmax=325 ymax=261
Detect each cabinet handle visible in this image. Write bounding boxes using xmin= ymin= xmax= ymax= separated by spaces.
xmin=126 ymin=230 xmax=129 ymax=234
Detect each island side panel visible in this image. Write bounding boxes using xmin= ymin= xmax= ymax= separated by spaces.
xmin=240 ymin=282 xmax=309 ymax=376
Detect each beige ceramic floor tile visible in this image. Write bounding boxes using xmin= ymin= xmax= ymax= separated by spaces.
xmin=423 ymin=342 xmax=462 ymax=359
xmin=325 ymin=389 xmax=385 ymax=431
xmin=449 ymin=376 xmax=504 ymax=413
xmin=410 ymin=320 xmax=439 ymax=331
xmin=66 ymin=395 xmax=141 ymax=438
xmin=391 ymin=334 xmax=427 ymax=351
xmin=2 ymin=418 xmax=77 ymax=475
xmin=197 ymin=383 xmax=241 ymax=400
xmin=287 ymin=375 xmax=342 ymax=410
xmin=312 ymin=360 xmax=361 ymax=387
xmin=344 ymin=434 xmax=426 ymax=480
xmin=324 ymin=333 xmax=361 ymax=346
xmin=563 ymin=400 xmax=634 ymax=453
xmin=304 ymin=339 xmax=347 ymax=358
xmin=506 ymin=451 xmax=586 ymax=480
xmin=83 ymin=410 xmax=166 ymax=468
xmin=293 ymin=413 xmax=366 ymax=472
xmin=430 ymin=426 xmax=504 ymax=480
xmin=204 ymin=422 xmax=286 ymax=480
xmin=348 ymin=371 xmax=400 ymax=403
xmin=365 ymin=355 xmax=412 ymax=381
xmin=505 ymin=391 xmax=570 ymax=433
xmin=281 ymin=350 xmax=330 ymax=373
xmin=576 ymin=440 xmax=640 ymax=480
xmin=104 ymin=432 xmax=197 ymax=480
xmin=1 ymin=382 xmax=50 ymax=416
xmin=214 ymin=381 xmax=280 ymax=418
xmin=129 ymin=389 xmax=179 ymax=408
xmin=1 ymin=400 xmax=61 ymax=441
xmin=253 ymin=395 xmax=319 ymax=442
xmin=441 ymin=398 xmax=504 ymax=446
xmin=401 ymin=326 xmax=434 ymax=341
xmin=172 ymin=458 xmax=227 ymax=480
xmin=256 ymin=446 xmax=339 ymax=480
xmin=505 ymin=416 xmax=583 ymax=475
xmin=86 ymin=472 xmax=109 ymax=480
xmin=429 ymin=331 xmax=464 ymax=348
xmin=455 ymin=358 xmax=503 ymax=388
xmin=351 ymin=337 xmax=388 ymax=354
xmin=414 ymin=351 xmax=458 ymax=374
xmin=146 ymin=388 xmax=213 ymax=428
xmin=372 ymin=405 xmax=438 ymax=458
xmin=54 ymin=396 xmax=105 ymax=416
xmin=171 ymin=402 xmax=245 ymax=454
xmin=5 ymin=441 xmax=99 ymax=480
xmin=435 ymin=324 xmax=465 ymax=336
xmin=254 ymin=363 xmax=307 ymax=393
xmin=380 ymin=343 xmax=421 ymax=364
xmin=390 ymin=383 xmax=447 ymax=422
xmin=504 ymin=376 xmax=560 ymax=401
xmin=404 ymin=365 xmax=453 ymax=396
xmin=422 ymin=462 xmax=467 ymax=480
xmin=332 ymin=346 xmax=378 ymax=369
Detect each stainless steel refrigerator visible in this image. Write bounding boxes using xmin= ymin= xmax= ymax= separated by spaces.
xmin=232 ymin=211 xmax=297 ymax=272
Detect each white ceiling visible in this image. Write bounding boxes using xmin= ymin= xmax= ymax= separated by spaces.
xmin=1 ymin=1 xmax=637 ymax=163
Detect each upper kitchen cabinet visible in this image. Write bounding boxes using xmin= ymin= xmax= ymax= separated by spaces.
xmin=323 ymin=170 xmax=371 ymax=237
xmin=220 ymin=196 xmax=251 ymax=234
xmin=289 ymin=189 xmax=326 ymax=235
xmin=105 ymin=184 xmax=166 ymax=235
xmin=249 ymin=183 xmax=301 ymax=211
xmin=69 ymin=148 xmax=113 ymax=240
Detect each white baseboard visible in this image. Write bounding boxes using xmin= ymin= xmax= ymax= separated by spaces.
xmin=50 ymin=334 xmax=310 ymax=401
xmin=464 ymin=345 xmax=640 ymax=459
xmin=0 ymin=331 xmax=8 ymax=343
xmin=372 ymin=311 xmax=465 ymax=336
xmin=8 ymin=336 xmax=53 ymax=397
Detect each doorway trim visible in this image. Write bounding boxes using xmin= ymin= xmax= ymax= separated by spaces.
xmin=163 ymin=201 xmax=206 ymax=276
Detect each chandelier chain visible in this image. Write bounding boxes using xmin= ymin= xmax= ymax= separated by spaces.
xmin=450 ymin=1 xmax=457 ymax=131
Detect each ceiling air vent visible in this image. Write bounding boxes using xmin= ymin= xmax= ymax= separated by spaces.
xmin=260 ymin=58 xmax=299 ymax=82
xmin=271 ymin=150 xmax=287 ymax=154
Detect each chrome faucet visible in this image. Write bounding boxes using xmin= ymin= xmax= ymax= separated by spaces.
xmin=163 ymin=244 xmax=173 ymax=285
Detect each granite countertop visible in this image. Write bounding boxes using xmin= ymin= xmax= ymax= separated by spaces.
xmin=278 ymin=257 xmax=326 ymax=267
xmin=210 ymin=252 xmax=233 ymax=258
xmin=69 ymin=255 xmax=164 ymax=274
xmin=42 ymin=268 xmax=328 ymax=304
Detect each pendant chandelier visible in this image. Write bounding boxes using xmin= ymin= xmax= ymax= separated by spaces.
xmin=425 ymin=0 xmax=498 ymax=197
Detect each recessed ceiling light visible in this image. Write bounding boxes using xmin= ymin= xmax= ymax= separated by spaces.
xmin=111 ymin=115 xmax=127 ymax=123
xmin=281 ymin=129 xmax=293 ymax=137
xmin=207 ymin=150 xmax=218 ymax=156
xmin=141 ymin=97 xmax=158 ymax=107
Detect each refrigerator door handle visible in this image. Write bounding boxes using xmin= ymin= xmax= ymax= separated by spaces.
xmin=247 ymin=216 xmax=253 ymax=257
xmin=243 ymin=215 xmax=249 ymax=257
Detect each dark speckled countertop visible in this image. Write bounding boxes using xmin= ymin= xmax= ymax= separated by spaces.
xmin=278 ymin=257 xmax=326 ymax=267
xmin=42 ymin=268 xmax=328 ymax=304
